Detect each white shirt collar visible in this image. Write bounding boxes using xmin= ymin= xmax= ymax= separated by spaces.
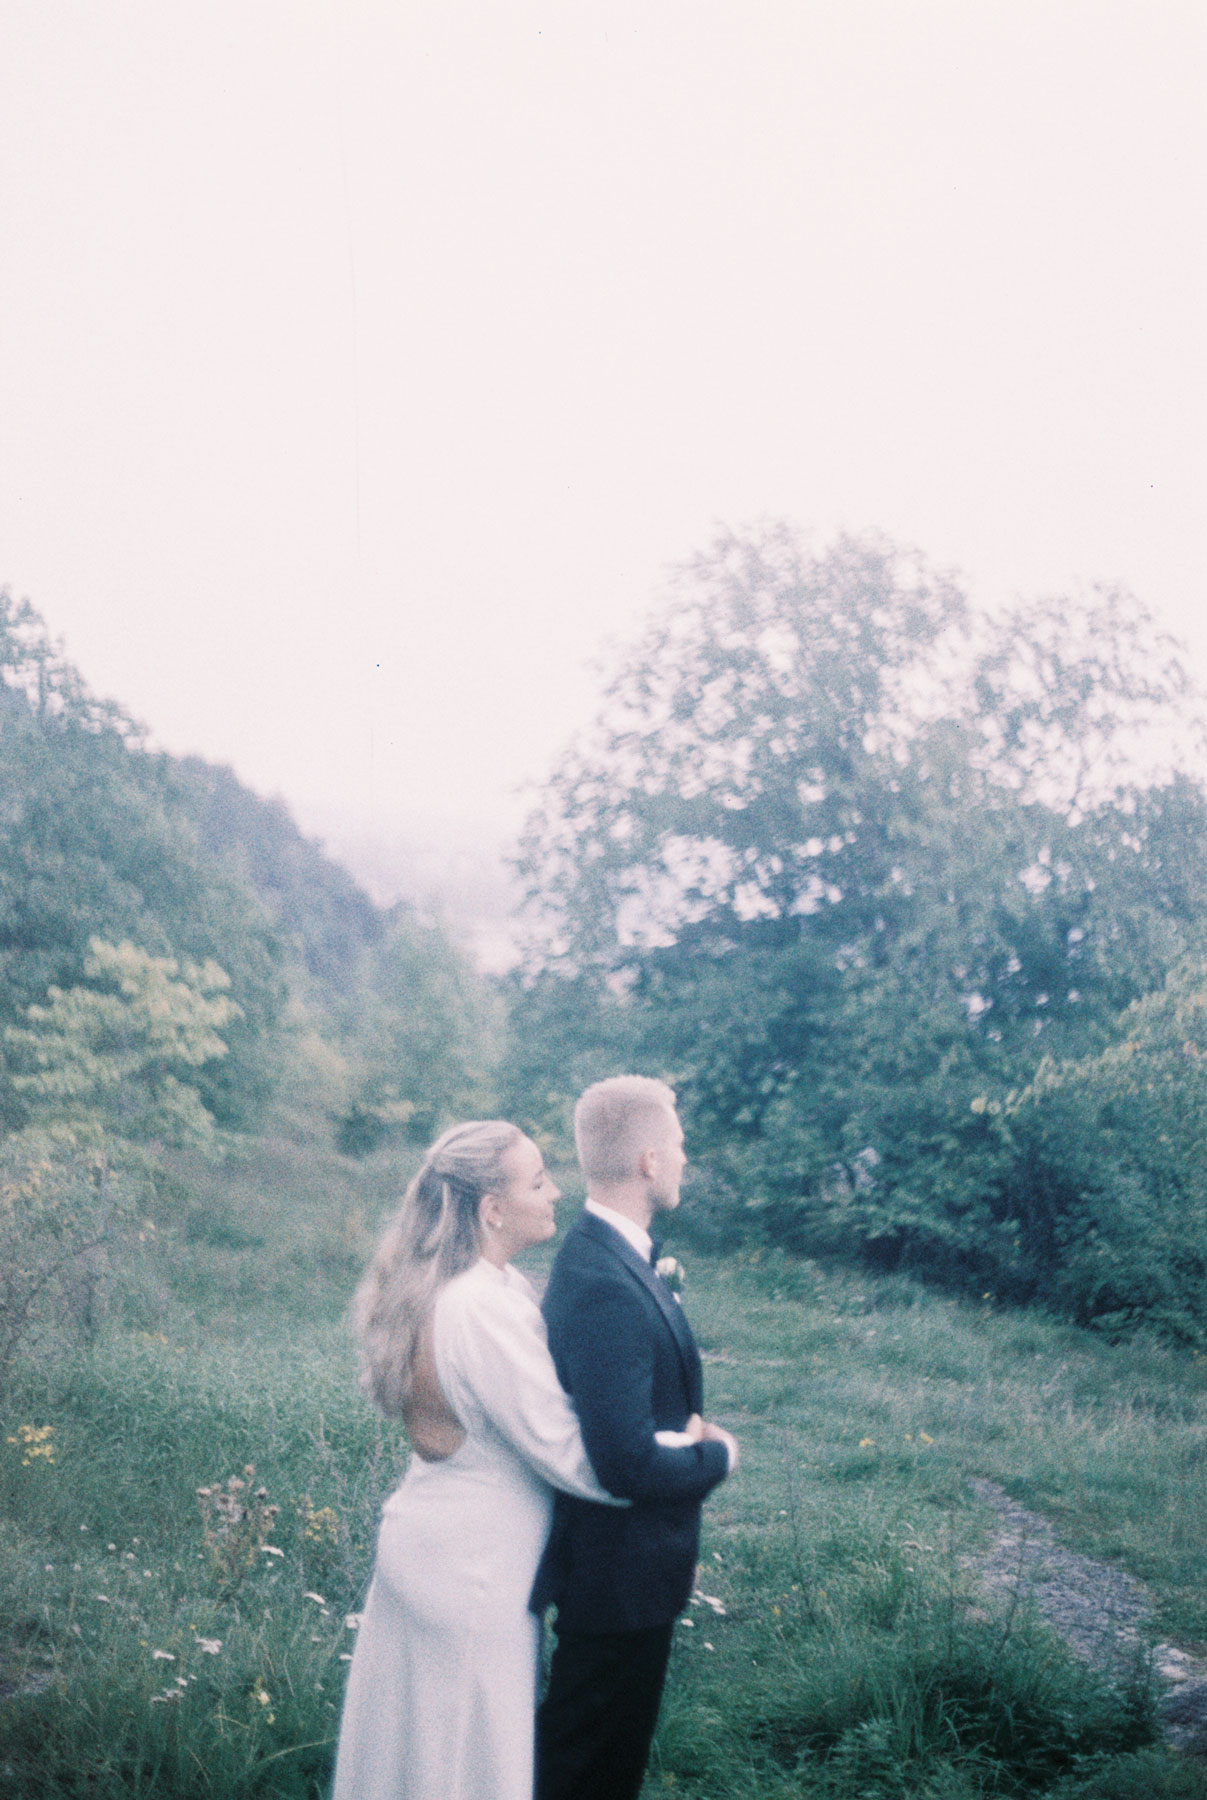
xmin=584 ymin=1198 xmax=653 ymax=1263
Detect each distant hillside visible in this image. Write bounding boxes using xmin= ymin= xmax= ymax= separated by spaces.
xmin=0 ymin=595 xmax=285 ymax=1126
xmin=0 ymin=590 xmax=499 ymax=1143
xmin=312 ymin=816 xmax=520 ymax=973
xmin=173 ymin=757 xmax=382 ymax=990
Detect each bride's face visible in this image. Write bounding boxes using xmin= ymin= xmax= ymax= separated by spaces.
xmin=482 ymin=1135 xmax=561 ymax=1257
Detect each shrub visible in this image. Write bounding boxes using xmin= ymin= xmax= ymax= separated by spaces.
xmin=727 ymin=961 xmax=1207 ymax=1347
xmin=0 ymin=1129 xmax=139 ymax=1396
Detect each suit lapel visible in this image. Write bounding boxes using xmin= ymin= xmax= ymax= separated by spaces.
xmin=576 ymin=1211 xmax=701 ymax=1399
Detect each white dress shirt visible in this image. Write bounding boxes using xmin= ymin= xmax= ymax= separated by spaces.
xmin=584 ymin=1197 xmax=653 ymax=1263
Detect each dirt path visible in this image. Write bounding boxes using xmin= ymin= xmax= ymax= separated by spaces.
xmin=964 ymin=1477 xmax=1207 ymax=1755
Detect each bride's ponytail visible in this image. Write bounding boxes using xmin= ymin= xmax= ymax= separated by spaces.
xmin=352 ymin=1120 xmax=521 ymax=1417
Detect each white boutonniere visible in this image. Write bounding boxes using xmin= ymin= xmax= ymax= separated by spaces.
xmin=655 ymin=1255 xmax=686 ymax=1295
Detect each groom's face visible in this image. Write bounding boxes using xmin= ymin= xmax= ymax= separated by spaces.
xmin=646 ymin=1106 xmax=687 ymax=1214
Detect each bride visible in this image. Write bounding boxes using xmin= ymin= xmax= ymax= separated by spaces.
xmin=331 ymin=1120 xmax=630 ymax=1800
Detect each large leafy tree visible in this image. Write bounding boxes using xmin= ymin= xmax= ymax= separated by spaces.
xmin=514 ymin=527 xmax=1207 ymax=1311
xmin=520 ymin=530 xmax=1200 ymax=997
xmin=518 ymin=527 xmax=968 ymax=972
xmin=510 ymin=528 xmax=969 ymax=1142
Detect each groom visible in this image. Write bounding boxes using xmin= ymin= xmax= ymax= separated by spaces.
xmin=531 ymin=1076 xmax=738 ymax=1800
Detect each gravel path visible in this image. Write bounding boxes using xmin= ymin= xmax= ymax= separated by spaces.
xmin=964 ymin=1477 xmax=1207 ymax=1756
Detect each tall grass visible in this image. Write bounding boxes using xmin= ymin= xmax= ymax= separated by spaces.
xmin=2 ymin=1137 xmax=1206 ymax=1796
xmin=693 ymin=1255 xmax=1207 ymax=1642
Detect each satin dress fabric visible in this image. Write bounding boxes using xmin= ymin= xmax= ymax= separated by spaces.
xmin=331 ymin=1258 xmax=618 ymax=1800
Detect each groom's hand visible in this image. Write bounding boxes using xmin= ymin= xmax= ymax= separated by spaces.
xmin=700 ymin=1421 xmax=739 ymax=1474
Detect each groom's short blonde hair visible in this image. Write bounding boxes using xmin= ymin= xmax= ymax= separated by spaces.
xmin=574 ymin=1076 xmax=678 ymax=1184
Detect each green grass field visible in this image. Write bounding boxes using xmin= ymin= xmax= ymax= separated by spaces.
xmin=2 ymin=1131 xmax=1206 ymax=1798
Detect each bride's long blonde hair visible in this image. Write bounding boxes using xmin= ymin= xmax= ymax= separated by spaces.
xmin=352 ymin=1119 xmax=521 ymax=1417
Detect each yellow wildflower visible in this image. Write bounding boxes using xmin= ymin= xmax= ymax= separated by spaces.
xmin=6 ymin=1424 xmax=55 ymax=1466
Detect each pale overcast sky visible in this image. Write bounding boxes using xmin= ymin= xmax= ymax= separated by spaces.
xmin=2 ymin=1 xmax=1204 ymax=865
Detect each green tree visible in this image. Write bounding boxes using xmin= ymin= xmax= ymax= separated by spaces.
xmin=989 ymin=958 xmax=1207 ymax=1340
xmin=514 ymin=525 xmax=1207 ymax=1330
xmin=518 ymin=535 xmax=1201 ymax=1032
xmin=518 ymin=527 xmax=967 ymax=975
xmin=5 ymin=938 xmax=241 ymax=1149
xmin=172 ymin=755 xmax=382 ymax=994
xmin=334 ymin=907 xmax=501 ymax=1156
xmin=0 ymin=591 xmax=286 ymax=1128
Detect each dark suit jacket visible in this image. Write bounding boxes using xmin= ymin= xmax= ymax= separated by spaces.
xmin=529 ymin=1209 xmax=729 ymax=1634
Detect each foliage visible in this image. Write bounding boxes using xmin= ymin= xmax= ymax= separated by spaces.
xmin=333 ymin=906 xmax=502 ymax=1156
xmin=767 ymin=958 xmax=1207 ymax=1345
xmin=514 ymin=525 xmax=1207 ymax=1340
xmin=994 ymin=958 xmax=1207 ymax=1340
xmin=517 ymin=525 xmax=968 ymax=973
xmin=0 ymin=591 xmax=287 ymax=1131
xmin=172 ymin=756 xmax=382 ymax=994
xmin=0 ymin=1129 xmax=139 ymax=1398
xmin=195 ymin=1466 xmax=282 ymax=1594
xmin=0 ymin=589 xmax=500 ymax=1157
xmin=496 ymin=968 xmax=645 ymax=1150
xmin=965 ymin=582 xmax=1202 ymax=814
xmin=518 ymin=530 xmax=1197 ymax=988
xmin=5 ymin=938 xmax=241 ymax=1150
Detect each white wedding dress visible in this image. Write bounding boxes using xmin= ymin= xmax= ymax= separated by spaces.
xmin=331 ymin=1258 xmax=619 ymax=1800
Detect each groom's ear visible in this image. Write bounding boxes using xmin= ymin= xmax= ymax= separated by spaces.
xmin=636 ymin=1145 xmax=658 ymax=1180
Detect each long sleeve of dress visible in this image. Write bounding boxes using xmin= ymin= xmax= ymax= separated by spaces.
xmin=434 ymin=1262 xmax=627 ymax=1506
